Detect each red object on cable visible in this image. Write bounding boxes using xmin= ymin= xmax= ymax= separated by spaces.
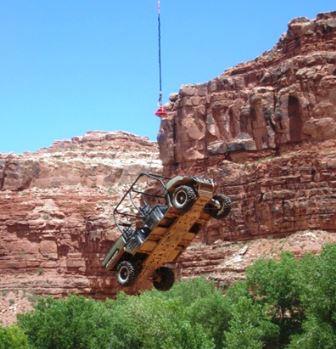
xmin=155 ymin=105 xmax=168 ymax=117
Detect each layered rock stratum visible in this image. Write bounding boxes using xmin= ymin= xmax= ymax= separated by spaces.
xmin=157 ymin=11 xmax=336 ymax=291
xmin=159 ymin=11 xmax=336 ymax=240
xmin=0 ymin=131 xmax=161 ymax=324
xmin=1 ymin=12 xmax=336 ymax=325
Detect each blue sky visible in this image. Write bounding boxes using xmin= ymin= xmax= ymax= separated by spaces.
xmin=0 ymin=1 xmax=335 ymax=153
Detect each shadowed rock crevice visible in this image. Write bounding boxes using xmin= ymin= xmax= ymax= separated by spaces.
xmin=288 ymin=95 xmax=303 ymax=143
xmin=0 ymin=160 xmax=6 ymax=191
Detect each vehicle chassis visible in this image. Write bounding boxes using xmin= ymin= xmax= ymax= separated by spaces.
xmin=102 ymin=172 xmax=231 ymax=291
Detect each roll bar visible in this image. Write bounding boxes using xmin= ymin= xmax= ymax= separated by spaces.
xmin=113 ymin=173 xmax=171 ymax=233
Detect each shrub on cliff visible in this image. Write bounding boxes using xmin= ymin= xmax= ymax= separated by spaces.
xmin=0 ymin=325 xmax=29 ymax=349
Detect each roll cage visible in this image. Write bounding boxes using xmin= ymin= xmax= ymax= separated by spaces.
xmin=113 ymin=173 xmax=171 ymax=234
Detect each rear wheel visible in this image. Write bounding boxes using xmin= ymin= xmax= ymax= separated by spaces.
xmin=116 ymin=260 xmax=136 ymax=286
xmin=153 ymin=267 xmax=175 ymax=291
xmin=204 ymin=194 xmax=232 ymax=219
xmin=171 ymin=185 xmax=197 ymax=212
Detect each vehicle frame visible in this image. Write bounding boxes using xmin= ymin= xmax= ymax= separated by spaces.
xmin=102 ymin=172 xmax=231 ymax=291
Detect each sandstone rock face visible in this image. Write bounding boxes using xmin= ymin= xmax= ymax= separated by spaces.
xmin=0 ymin=132 xmax=161 ymax=307
xmin=1 ymin=12 xmax=336 ymax=325
xmin=158 ymin=12 xmax=336 ymax=242
xmin=160 ymin=13 xmax=336 ymax=164
xmin=169 ymin=140 xmax=336 ymax=243
xmin=178 ymin=230 xmax=336 ymax=287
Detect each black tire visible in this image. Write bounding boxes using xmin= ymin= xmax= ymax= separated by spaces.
xmin=204 ymin=194 xmax=232 ymax=219
xmin=171 ymin=185 xmax=197 ymax=212
xmin=116 ymin=260 xmax=136 ymax=286
xmin=153 ymin=267 xmax=175 ymax=291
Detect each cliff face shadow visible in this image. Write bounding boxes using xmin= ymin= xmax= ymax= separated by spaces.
xmin=288 ymin=96 xmax=303 ymax=143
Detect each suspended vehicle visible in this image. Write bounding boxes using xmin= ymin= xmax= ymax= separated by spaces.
xmin=102 ymin=3 xmax=233 ymax=292
xmin=102 ymin=173 xmax=232 ymax=291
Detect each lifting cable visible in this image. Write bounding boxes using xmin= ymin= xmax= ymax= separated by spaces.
xmin=155 ymin=0 xmax=167 ymax=117
xmin=158 ymin=0 xmax=163 ymax=107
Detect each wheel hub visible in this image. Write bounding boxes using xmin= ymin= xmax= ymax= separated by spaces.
xmin=176 ymin=191 xmax=187 ymax=204
xmin=119 ymin=266 xmax=129 ymax=281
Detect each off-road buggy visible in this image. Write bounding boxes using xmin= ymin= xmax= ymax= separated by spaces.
xmin=102 ymin=173 xmax=231 ymax=291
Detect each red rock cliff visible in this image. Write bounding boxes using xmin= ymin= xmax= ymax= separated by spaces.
xmin=1 ymin=12 xmax=336 ymax=325
xmin=158 ymin=12 xmax=336 ymax=243
xmin=0 ymin=132 xmax=161 ymax=305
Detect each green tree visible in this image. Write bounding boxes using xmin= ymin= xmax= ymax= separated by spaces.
xmin=224 ymin=282 xmax=279 ymax=349
xmin=107 ymin=289 xmax=214 ymax=349
xmin=245 ymin=253 xmax=303 ymax=346
xmin=299 ymin=245 xmax=336 ymax=324
xmin=18 ymin=295 xmax=114 ymax=349
xmin=289 ymin=317 xmax=336 ymax=349
xmin=15 ymin=244 xmax=336 ymax=349
xmin=0 ymin=325 xmax=29 ymax=349
xmin=159 ymin=278 xmax=231 ymax=349
xmin=288 ymin=245 xmax=336 ymax=348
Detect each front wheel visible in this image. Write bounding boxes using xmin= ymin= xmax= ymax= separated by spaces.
xmin=153 ymin=267 xmax=175 ymax=291
xmin=171 ymin=185 xmax=197 ymax=212
xmin=204 ymin=194 xmax=232 ymax=219
xmin=116 ymin=260 xmax=136 ymax=286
